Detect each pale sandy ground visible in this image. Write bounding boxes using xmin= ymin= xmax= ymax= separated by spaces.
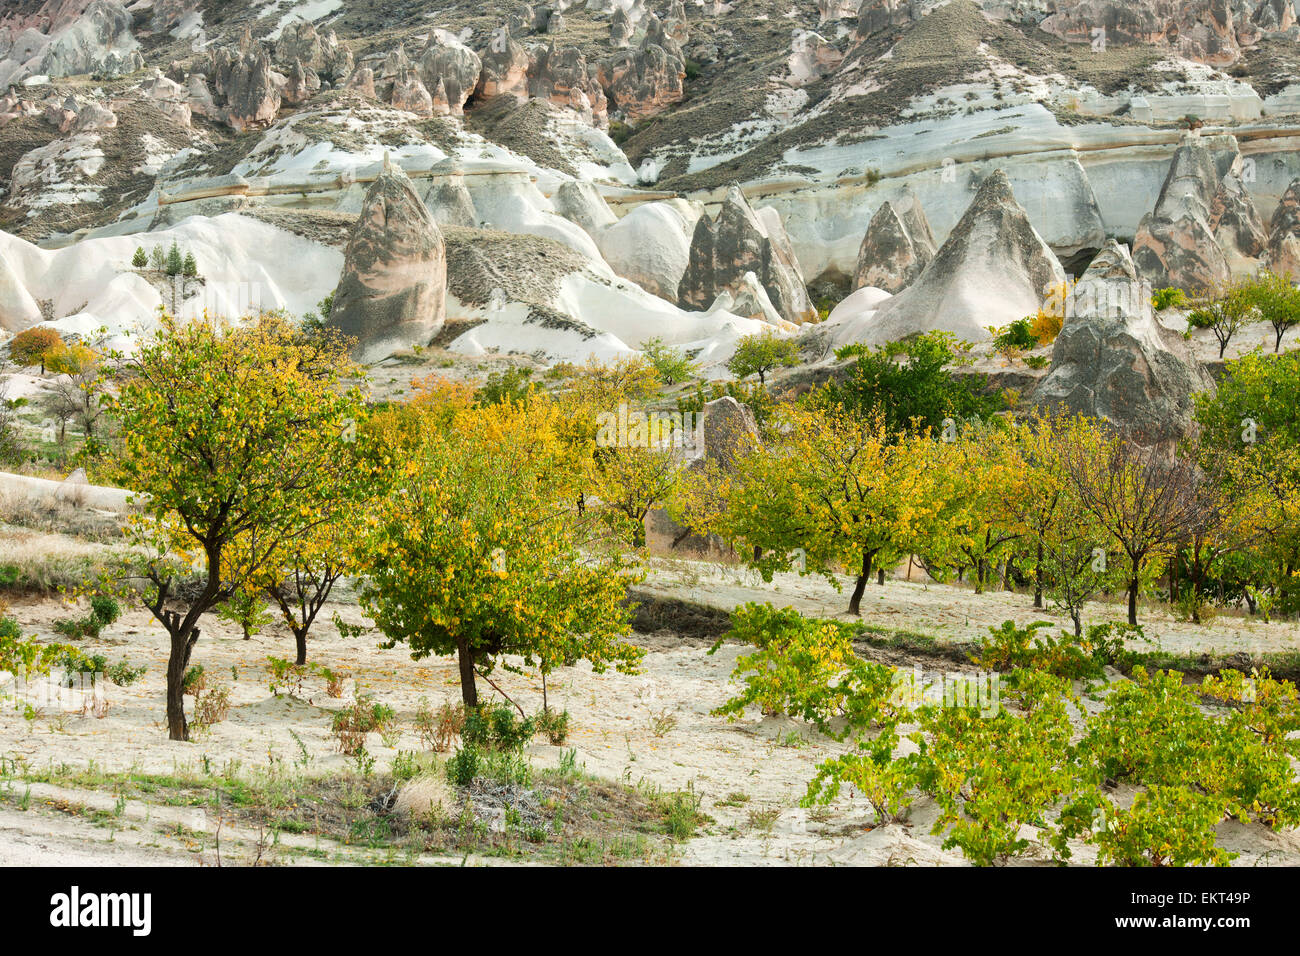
xmin=642 ymin=556 xmax=1300 ymax=658
xmin=1 ymin=538 xmax=1298 ymax=866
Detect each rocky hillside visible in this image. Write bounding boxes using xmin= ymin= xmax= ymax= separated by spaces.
xmin=1 ymin=0 xmax=1299 ymax=385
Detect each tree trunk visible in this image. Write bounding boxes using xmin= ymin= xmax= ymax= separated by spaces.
xmin=1034 ymin=541 xmax=1044 ymax=609
xmin=165 ymin=629 xmax=197 ymax=742
xmin=295 ymin=630 xmax=308 ymax=667
xmin=457 ymin=637 xmax=478 ymax=707
xmin=1127 ymin=578 xmax=1139 ymax=627
xmin=877 ymin=568 xmax=885 ymax=586
xmin=1071 ymin=607 xmax=1082 ymax=638
xmin=848 ymin=549 xmax=873 ymax=616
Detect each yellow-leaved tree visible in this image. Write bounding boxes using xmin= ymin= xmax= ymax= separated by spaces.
xmin=108 ymin=312 xmax=362 ymax=740
xmin=701 ymin=401 xmax=948 ymax=615
xmin=353 ymin=384 xmax=643 ymax=707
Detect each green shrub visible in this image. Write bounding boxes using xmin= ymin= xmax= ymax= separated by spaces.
xmin=1152 ymin=287 xmax=1188 ymax=311
xmin=181 ymin=664 xmax=206 ymax=696
xmin=331 ymin=695 xmax=396 ymax=756
xmin=52 ymin=594 xmax=121 ymax=640
xmin=974 ymin=619 xmax=1131 ymax=682
xmin=462 ymin=703 xmax=534 ymax=752
xmin=535 ymin=707 xmax=571 ymax=746
xmin=107 ymin=659 xmax=147 ymax=687
xmin=1094 ymin=786 xmax=1235 ymax=867
xmin=446 ymin=745 xmax=480 ymax=786
xmin=710 ymin=603 xmax=896 ymax=733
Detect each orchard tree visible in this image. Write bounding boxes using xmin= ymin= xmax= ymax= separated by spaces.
xmin=354 ymin=392 xmax=643 ymax=707
xmin=8 ymin=327 xmax=64 ymax=375
xmin=261 ymin=516 xmax=357 ymax=665
xmin=927 ymin=420 xmax=1026 ymax=593
xmin=1194 ymin=348 xmax=1300 ymax=613
xmin=1187 ymin=279 xmax=1255 ymax=358
xmin=727 ymin=330 xmax=800 ymax=386
xmin=1058 ymin=423 xmax=1209 ymax=626
xmin=592 ymin=441 xmax=683 ymax=548
xmin=824 ymin=331 xmax=999 ymax=435
xmin=639 ymin=337 xmax=699 ymax=386
xmin=108 ymin=312 xmax=362 ymax=740
xmin=707 ymin=402 xmax=946 ymax=615
xmin=1247 ymin=270 xmax=1300 ymax=352
xmin=46 ymin=339 xmax=106 ymax=440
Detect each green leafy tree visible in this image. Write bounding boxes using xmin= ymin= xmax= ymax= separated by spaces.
xmin=1187 ymin=279 xmax=1256 ymax=358
xmin=182 ymin=251 xmax=198 ymax=278
xmin=688 ymin=402 xmax=946 ymax=615
xmin=823 ymin=331 xmax=999 ymax=435
xmin=639 ymin=337 xmax=699 ymax=386
xmin=165 ymin=242 xmax=183 ymax=277
xmin=1246 ymin=270 xmax=1300 ymax=352
xmin=726 ymin=330 xmax=799 ymax=386
xmin=131 ymin=247 xmax=148 ymax=269
xmin=107 ymin=313 xmax=362 ymax=740
xmin=150 ymin=245 xmax=165 ymax=271
xmin=354 ymin=392 xmax=643 ymax=707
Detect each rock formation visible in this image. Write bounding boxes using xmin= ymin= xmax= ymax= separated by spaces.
xmin=281 ymin=59 xmax=320 ymax=106
xmin=0 ymin=0 xmax=143 ymax=87
xmin=1132 ymin=133 xmax=1264 ymax=293
xmin=1039 ymin=0 xmax=1296 ymax=68
xmin=530 ymin=44 xmax=608 ymax=126
xmin=328 ymin=162 xmax=447 ymax=360
xmin=679 ymin=185 xmax=816 ymax=324
xmin=194 ymin=32 xmax=281 ymax=131
xmin=1266 ymin=179 xmax=1300 ymax=281
xmin=552 ymin=180 xmax=617 ymax=235
xmin=597 ymin=199 xmax=701 ymax=302
xmin=857 ymin=170 xmax=1066 ymax=345
xmin=476 ymin=25 xmax=532 ymax=102
xmin=610 ymin=7 xmax=634 ymax=47
xmin=856 ymin=0 xmax=914 ymax=38
xmin=423 ymin=159 xmax=478 ymax=228
xmin=600 ymin=15 xmax=686 ymax=121
xmin=418 ymin=35 xmax=482 ymax=116
xmin=853 ymin=190 xmax=937 ymax=293
xmin=1032 ymin=240 xmax=1215 ymax=447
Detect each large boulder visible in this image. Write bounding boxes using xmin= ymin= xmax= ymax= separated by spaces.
xmin=1032 ymin=241 xmax=1214 ymax=448
xmin=679 ymin=185 xmax=815 ymax=324
xmin=852 ymin=190 xmax=937 ymax=294
xmin=552 ymin=179 xmax=617 ymax=235
xmin=597 ymin=199 xmax=701 ymax=302
xmin=852 ymin=170 xmax=1065 ymax=346
xmin=1266 ymin=179 xmax=1300 ymax=281
xmin=1132 ymin=132 xmax=1264 ymax=293
xmin=328 ymin=162 xmax=447 ymax=361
